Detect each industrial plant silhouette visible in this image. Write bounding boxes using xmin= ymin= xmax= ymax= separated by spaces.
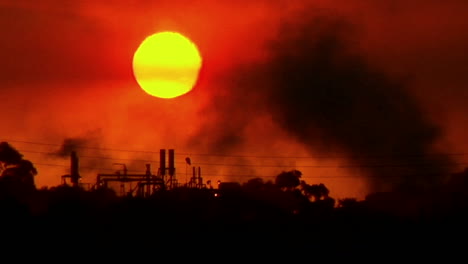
xmin=0 ymin=141 xmax=466 ymax=256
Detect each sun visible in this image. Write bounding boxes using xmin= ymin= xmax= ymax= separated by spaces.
xmin=132 ymin=31 xmax=202 ymax=99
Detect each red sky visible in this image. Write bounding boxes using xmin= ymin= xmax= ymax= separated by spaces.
xmin=0 ymin=0 xmax=467 ymax=200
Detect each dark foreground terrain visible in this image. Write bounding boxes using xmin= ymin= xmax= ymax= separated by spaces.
xmin=1 ymin=181 xmax=467 ymax=260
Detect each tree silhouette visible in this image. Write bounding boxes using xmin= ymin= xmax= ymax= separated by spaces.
xmin=299 ymin=181 xmax=336 ymax=214
xmin=300 ymin=181 xmax=333 ymax=201
xmin=0 ymin=142 xmax=37 ymax=192
xmin=275 ymin=169 xmax=302 ymax=191
xmin=243 ymin=177 xmax=265 ymax=191
xmin=338 ymin=197 xmax=359 ymax=208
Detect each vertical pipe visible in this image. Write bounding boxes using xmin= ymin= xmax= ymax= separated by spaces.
xmin=168 ymin=149 xmax=175 ymax=176
xmin=70 ymin=151 xmax=80 ymax=187
xmin=192 ymin=166 xmax=196 ymax=187
xmin=198 ymin=166 xmax=202 ymax=186
xmin=145 ymin=164 xmax=151 ymax=176
xmin=160 ymin=149 xmax=166 ymax=176
xmin=146 ymin=164 xmax=151 ymax=195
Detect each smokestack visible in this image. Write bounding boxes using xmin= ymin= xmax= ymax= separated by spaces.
xmin=70 ymin=151 xmax=80 ymax=187
xmin=145 ymin=164 xmax=151 ymax=176
xmin=198 ymin=167 xmax=202 ymax=185
xmin=160 ymin=149 xmax=166 ymax=176
xmin=168 ymin=149 xmax=175 ymax=176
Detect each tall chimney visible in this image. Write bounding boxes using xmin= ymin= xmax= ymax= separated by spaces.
xmin=145 ymin=164 xmax=151 ymax=176
xmin=198 ymin=166 xmax=202 ymax=185
xmin=160 ymin=149 xmax=166 ymax=176
xmin=70 ymin=151 xmax=80 ymax=187
xmin=168 ymin=149 xmax=175 ymax=176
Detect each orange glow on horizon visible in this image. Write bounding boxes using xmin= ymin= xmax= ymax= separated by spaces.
xmin=132 ymin=31 xmax=202 ymax=99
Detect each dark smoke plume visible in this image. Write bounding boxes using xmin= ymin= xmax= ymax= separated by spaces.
xmin=53 ymin=138 xmax=88 ymax=158
xmin=191 ymin=15 xmax=455 ymax=193
xmin=261 ymin=17 xmax=455 ymax=192
xmin=50 ymin=131 xmax=109 ymax=174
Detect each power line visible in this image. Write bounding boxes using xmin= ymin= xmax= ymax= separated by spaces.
xmin=33 ymin=162 xmax=457 ymax=179
xmin=198 ymin=173 xmax=436 ymax=179
xmin=19 ymin=149 xmax=161 ymax=163
xmin=34 ymin=163 xmax=145 ymax=173
xmin=2 ymin=139 xmax=162 ymax=154
xmin=4 ymin=138 xmax=468 ymax=160
xmin=16 ymin=148 xmax=468 ymax=169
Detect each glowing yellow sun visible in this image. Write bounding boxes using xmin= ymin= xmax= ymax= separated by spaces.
xmin=132 ymin=31 xmax=202 ymax=99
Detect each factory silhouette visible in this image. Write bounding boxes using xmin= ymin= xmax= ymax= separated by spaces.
xmin=0 ymin=141 xmax=467 ymax=257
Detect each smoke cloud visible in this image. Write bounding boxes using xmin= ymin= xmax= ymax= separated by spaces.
xmin=191 ymin=15 xmax=456 ymax=193
xmin=53 ymin=138 xmax=89 ymax=158
xmin=1 ymin=0 xmax=465 ymax=197
xmin=49 ymin=131 xmax=114 ymax=176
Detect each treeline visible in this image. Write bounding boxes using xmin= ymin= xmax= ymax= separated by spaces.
xmin=0 ymin=141 xmax=467 ymax=256
xmin=0 ymin=170 xmax=467 ymax=254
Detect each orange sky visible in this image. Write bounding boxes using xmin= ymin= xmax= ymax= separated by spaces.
xmin=1 ymin=0 xmax=467 ymax=200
